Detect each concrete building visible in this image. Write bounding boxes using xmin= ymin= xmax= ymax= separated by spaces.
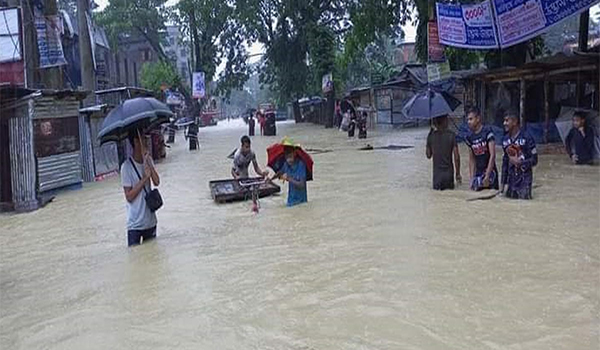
xmin=115 ymin=34 xmax=159 ymax=88
xmin=164 ymin=25 xmax=191 ymax=87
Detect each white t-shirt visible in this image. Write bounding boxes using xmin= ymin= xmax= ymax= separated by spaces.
xmin=121 ymin=158 xmax=157 ymax=230
xmin=232 ymin=149 xmax=256 ymax=178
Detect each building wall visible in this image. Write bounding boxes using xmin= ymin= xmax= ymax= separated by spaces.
xmin=116 ymin=39 xmax=159 ymax=88
xmin=164 ymin=26 xmax=191 ymax=86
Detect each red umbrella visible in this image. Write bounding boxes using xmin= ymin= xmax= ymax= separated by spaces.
xmin=267 ymin=138 xmax=313 ymax=181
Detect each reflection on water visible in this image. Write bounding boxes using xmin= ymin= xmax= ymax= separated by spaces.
xmin=1 ymin=119 xmax=599 ymax=349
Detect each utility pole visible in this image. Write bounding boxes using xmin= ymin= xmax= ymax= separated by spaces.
xmin=576 ymin=10 xmax=590 ymax=106
xmin=20 ymin=0 xmax=38 ymax=88
xmin=78 ymin=0 xmax=95 ymax=106
xmin=39 ymin=0 xmax=63 ymax=89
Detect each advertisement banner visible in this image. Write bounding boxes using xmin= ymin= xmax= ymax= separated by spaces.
xmin=428 ymin=21 xmax=446 ymax=62
xmin=192 ymin=72 xmax=205 ymax=99
xmin=35 ymin=15 xmax=67 ymax=68
xmin=437 ymin=0 xmax=499 ymax=49
xmin=492 ymin=0 xmax=600 ymax=47
xmin=322 ymin=73 xmax=333 ymax=93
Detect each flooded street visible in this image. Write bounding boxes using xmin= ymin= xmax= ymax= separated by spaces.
xmin=1 ymin=120 xmax=599 ymax=350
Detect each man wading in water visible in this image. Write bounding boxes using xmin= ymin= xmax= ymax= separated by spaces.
xmin=501 ymin=112 xmax=538 ymax=199
xmin=121 ymin=131 xmax=161 ymax=246
xmin=426 ymin=115 xmax=462 ymax=190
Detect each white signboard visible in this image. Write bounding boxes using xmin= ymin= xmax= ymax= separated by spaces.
xmin=192 ymin=72 xmax=205 ymax=99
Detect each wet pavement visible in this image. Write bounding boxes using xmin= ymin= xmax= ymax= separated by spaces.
xmin=1 ymin=119 xmax=599 ymax=349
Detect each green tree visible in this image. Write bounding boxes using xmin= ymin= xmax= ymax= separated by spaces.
xmin=174 ymin=0 xmax=249 ymax=98
xmin=237 ymin=0 xmax=411 ymax=101
xmin=140 ymin=61 xmax=181 ymax=95
xmin=95 ymin=0 xmax=169 ymax=60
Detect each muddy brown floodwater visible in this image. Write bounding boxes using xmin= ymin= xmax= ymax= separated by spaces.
xmin=1 ymin=120 xmax=599 ymax=350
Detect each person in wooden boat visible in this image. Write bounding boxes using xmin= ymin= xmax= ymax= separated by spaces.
xmin=231 ymin=135 xmax=269 ymax=179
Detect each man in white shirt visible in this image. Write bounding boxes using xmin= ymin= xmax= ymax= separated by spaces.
xmin=121 ymin=131 xmax=160 ymax=246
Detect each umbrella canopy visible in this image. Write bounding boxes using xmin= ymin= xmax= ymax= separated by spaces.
xmin=402 ymin=89 xmax=461 ymax=120
xmin=175 ymin=116 xmax=195 ymax=128
xmin=267 ymin=138 xmax=313 ymax=181
xmin=98 ymin=97 xmax=173 ymax=144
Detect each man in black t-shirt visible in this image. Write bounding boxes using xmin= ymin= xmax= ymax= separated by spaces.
xmin=426 ymin=116 xmax=462 ymax=190
xmin=465 ymin=107 xmax=499 ymax=191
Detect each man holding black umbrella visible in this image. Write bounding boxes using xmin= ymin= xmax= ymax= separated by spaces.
xmin=121 ymin=130 xmax=161 ymax=246
xmin=426 ymin=116 xmax=462 ymax=190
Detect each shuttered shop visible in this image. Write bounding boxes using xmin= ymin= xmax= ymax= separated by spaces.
xmin=33 ymin=97 xmax=83 ymax=192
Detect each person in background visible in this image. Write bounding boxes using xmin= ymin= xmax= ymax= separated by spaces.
xmin=465 ymin=107 xmax=499 ymax=191
xmin=231 ymin=135 xmax=269 ymax=179
xmin=347 ymin=110 xmax=357 ymax=137
xmin=185 ymin=121 xmax=199 ymax=150
xmin=501 ymin=112 xmax=538 ymax=199
xmin=271 ymin=147 xmax=308 ymax=207
xmin=121 ymin=130 xmax=160 ymax=247
xmin=358 ymin=111 xmax=368 ymax=139
xmin=248 ymin=115 xmax=256 ymax=136
xmin=565 ymin=111 xmax=595 ymax=165
xmin=426 ymin=115 xmax=462 ymax=190
xmin=258 ymin=111 xmax=266 ymax=136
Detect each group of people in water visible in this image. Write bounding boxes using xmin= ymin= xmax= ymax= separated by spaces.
xmin=426 ymin=107 xmax=596 ymax=199
xmin=120 ymin=105 xmax=595 ymax=247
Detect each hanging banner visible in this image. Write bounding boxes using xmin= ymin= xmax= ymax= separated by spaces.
xmin=428 ymin=21 xmax=446 ymax=62
xmin=35 ymin=15 xmax=67 ymax=68
xmin=322 ymin=72 xmax=333 ymax=93
xmin=192 ymin=72 xmax=205 ymax=99
xmin=492 ymin=0 xmax=599 ymax=47
xmin=436 ymin=0 xmax=499 ymax=49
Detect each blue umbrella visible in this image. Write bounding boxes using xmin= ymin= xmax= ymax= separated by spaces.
xmin=402 ymin=89 xmax=461 ymax=120
xmin=98 ymin=97 xmax=173 ymax=144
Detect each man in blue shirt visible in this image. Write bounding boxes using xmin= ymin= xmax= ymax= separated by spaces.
xmin=565 ymin=111 xmax=596 ymax=165
xmin=501 ymin=112 xmax=538 ymax=200
xmin=465 ymin=107 xmax=499 ymax=191
xmin=273 ymin=147 xmax=308 ymax=206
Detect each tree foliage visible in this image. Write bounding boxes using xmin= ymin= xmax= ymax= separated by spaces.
xmin=95 ymin=0 xmax=169 ymax=60
xmin=140 ymin=61 xmax=181 ymax=95
xmin=173 ymin=0 xmax=249 ymax=98
xmin=236 ymin=0 xmax=410 ymax=101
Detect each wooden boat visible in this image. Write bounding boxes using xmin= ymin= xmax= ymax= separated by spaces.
xmin=209 ymin=177 xmax=281 ymax=203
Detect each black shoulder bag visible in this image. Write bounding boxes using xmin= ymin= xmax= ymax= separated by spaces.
xmin=129 ymin=158 xmax=163 ymax=212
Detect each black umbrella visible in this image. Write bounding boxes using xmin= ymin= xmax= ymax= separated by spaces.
xmin=98 ymin=97 xmax=173 ymax=144
xmin=402 ymin=89 xmax=461 ymax=120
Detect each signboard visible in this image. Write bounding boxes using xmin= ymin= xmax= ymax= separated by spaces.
xmin=35 ymin=15 xmax=67 ymax=68
xmin=322 ymin=72 xmax=333 ymax=93
xmin=427 ymin=61 xmax=451 ymax=82
xmin=436 ymin=1 xmax=499 ymax=49
xmin=492 ymin=0 xmax=600 ymax=47
xmin=428 ymin=21 xmax=446 ymax=62
xmin=192 ymin=72 xmax=205 ymax=99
